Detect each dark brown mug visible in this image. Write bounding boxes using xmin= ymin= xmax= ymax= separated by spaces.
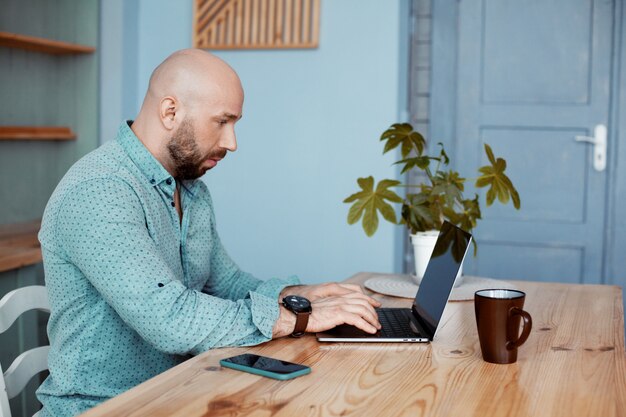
xmin=474 ymin=289 xmax=532 ymax=364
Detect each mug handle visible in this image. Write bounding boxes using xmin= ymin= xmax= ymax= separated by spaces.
xmin=506 ymin=307 xmax=532 ymax=350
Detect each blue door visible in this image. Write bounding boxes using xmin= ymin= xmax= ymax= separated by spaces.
xmin=431 ymin=0 xmax=614 ymax=284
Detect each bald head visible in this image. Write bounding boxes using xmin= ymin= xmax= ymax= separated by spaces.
xmin=131 ymin=49 xmax=244 ymax=179
xmin=146 ymin=49 xmax=241 ymax=109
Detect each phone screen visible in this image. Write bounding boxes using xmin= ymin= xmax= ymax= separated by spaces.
xmin=221 ymin=353 xmax=308 ymax=375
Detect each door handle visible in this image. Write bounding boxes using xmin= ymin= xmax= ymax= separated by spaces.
xmin=575 ymin=124 xmax=607 ymax=172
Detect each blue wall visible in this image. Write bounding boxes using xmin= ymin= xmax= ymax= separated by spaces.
xmin=99 ymin=0 xmax=139 ymax=147
xmin=103 ymin=0 xmax=410 ymax=283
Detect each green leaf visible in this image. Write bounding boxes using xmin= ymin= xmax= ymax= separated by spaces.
xmin=486 ymin=185 xmax=496 ymax=206
xmin=343 ymin=176 xmax=403 ymax=236
xmin=475 ymin=176 xmax=491 ymax=188
xmin=393 ymin=156 xmax=431 ymax=174
xmin=438 ymin=143 xmax=450 ymax=165
xmin=357 ymin=176 xmax=374 ymax=192
xmin=416 ymin=156 xmax=431 ymax=169
xmin=462 ymin=195 xmax=482 ymax=228
xmin=476 ymin=144 xmax=521 ymax=209
xmin=393 ymin=158 xmax=415 ymax=174
xmin=410 ymin=131 xmax=426 ymax=155
xmin=378 ymin=200 xmax=398 ymax=223
xmin=380 ymin=123 xmax=426 ymax=158
xmin=383 ymin=137 xmax=403 ymax=154
xmin=432 ymin=183 xmax=461 ymax=207
xmin=362 ymin=202 xmax=379 ymax=236
xmin=432 ymin=171 xmax=465 ymax=207
xmin=347 ymin=198 xmax=367 ymax=224
xmin=377 ymin=179 xmax=402 ymax=190
xmin=401 ymin=140 xmax=412 ymax=158
xmin=442 ymin=207 xmax=462 ymax=225
xmin=401 ymin=192 xmax=443 ymax=233
xmin=495 ymin=180 xmax=509 ymax=204
xmin=443 ymin=195 xmax=481 ymax=233
xmin=500 ymin=174 xmax=521 ymax=209
xmin=343 ymin=190 xmax=367 ymax=203
xmin=484 ymin=143 xmax=496 ymax=165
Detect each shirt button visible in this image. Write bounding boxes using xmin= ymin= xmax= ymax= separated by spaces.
xmin=150 ymin=179 xmax=155 ymax=184
xmin=171 ymin=201 xmax=176 ymax=207
xmin=166 ymin=178 xmax=172 ymax=185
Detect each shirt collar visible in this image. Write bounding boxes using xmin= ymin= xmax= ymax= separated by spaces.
xmin=116 ymin=121 xmax=199 ymax=198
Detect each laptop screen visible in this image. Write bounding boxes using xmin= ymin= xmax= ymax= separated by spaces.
xmin=412 ymin=221 xmax=472 ymax=337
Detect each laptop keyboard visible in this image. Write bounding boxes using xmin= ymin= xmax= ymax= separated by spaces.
xmin=377 ymin=308 xmax=420 ymax=337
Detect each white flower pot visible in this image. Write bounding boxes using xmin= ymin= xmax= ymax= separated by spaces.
xmin=410 ymin=231 xmax=464 ymax=287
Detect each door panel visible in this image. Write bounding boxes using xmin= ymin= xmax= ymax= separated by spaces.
xmin=433 ymin=0 xmax=614 ymax=284
xmin=475 ymin=242 xmax=584 ymax=283
xmin=482 ymin=1 xmax=593 ymax=104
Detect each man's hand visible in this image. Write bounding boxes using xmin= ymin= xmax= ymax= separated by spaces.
xmin=273 ymin=283 xmax=382 ymax=338
xmin=306 ymin=292 xmax=381 ymax=333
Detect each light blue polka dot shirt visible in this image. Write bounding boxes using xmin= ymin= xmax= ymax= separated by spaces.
xmin=36 ymin=121 xmax=298 ymax=417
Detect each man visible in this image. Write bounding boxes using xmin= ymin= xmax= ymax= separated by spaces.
xmin=36 ymin=49 xmax=381 ymax=417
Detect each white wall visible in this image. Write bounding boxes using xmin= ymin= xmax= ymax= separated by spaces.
xmin=102 ymin=0 xmax=410 ymax=283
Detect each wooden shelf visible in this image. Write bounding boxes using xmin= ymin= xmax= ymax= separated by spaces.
xmin=0 ymin=220 xmax=42 ymax=273
xmin=0 ymin=126 xmax=76 ymax=141
xmin=0 ymin=31 xmax=95 ymax=55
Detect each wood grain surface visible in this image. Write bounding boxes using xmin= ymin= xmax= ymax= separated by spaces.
xmin=0 ymin=126 xmax=76 ymax=141
xmin=0 ymin=31 xmax=95 ymax=55
xmin=193 ymin=0 xmax=320 ymax=50
xmin=79 ymin=272 xmax=626 ymax=417
xmin=0 ymin=220 xmax=41 ymax=272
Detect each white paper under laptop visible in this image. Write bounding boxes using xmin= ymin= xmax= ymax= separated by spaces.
xmin=317 ymin=221 xmax=472 ymax=343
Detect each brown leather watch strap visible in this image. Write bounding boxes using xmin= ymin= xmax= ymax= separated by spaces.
xmin=291 ymin=311 xmax=311 ymax=337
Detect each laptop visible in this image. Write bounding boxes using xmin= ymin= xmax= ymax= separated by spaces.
xmin=317 ymin=220 xmax=472 ymax=342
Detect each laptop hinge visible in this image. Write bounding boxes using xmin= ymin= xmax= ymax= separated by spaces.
xmin=410 ymin=306 xmax=434 ymax=339
xmin=409 ymin=311 xmax=431 ymax=339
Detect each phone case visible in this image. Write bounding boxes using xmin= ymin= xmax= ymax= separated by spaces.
xmin=219 ymin=359 xmax=311 ymax=380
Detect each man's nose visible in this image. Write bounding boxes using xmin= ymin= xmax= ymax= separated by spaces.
xmin=222 ymin=127 xmax=237 ymax=152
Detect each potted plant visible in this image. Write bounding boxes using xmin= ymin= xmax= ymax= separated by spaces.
xmin=343 ymin=123 xmax=521 ymax=284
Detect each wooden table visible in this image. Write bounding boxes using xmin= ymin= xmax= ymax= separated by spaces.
xmin=80 ymin=272 xmax=626 ymax=417
xmin=0 ymin=220 xmax=41 ymax=273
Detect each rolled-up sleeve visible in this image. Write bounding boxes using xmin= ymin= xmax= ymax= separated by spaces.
xmin=55 ymin=178 xmax=290 ymax=355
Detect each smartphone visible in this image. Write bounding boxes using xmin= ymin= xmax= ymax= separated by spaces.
xmin=219 ymin=353 xmax=311 ymax=380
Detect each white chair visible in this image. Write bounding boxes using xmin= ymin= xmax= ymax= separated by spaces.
xmin=0 ymin=286 xmax=50 ymax=417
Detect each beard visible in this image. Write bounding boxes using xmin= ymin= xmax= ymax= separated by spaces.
xmin=166 ymin=118 xmax=225 ymax=180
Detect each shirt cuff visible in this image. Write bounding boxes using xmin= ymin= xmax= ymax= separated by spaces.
xmin=249 ymin=275 xmax=300 ymax=339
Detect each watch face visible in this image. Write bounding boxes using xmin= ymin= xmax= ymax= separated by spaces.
xmin=283 ymin=295 xmax=311 ymax=312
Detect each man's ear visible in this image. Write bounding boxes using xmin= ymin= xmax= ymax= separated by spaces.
xmin=159 ymin=97 xmax=178 ymax=130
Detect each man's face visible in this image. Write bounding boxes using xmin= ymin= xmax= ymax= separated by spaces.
xmin=166 ymin=104 xmax=242 ymax=180
xmin=165 ymin=72 xmax=243 ymax=180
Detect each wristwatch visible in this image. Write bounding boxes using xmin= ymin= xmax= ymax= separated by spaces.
xmin=282 ymin=295 xmax=312 ymax=337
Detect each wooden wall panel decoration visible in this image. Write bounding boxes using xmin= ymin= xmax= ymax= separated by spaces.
xmin=193 ymin=0 xmax=320 ymax=50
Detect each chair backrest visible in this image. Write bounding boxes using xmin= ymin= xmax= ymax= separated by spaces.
xmin=0 ymin=286 xmax=50 ymax=417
